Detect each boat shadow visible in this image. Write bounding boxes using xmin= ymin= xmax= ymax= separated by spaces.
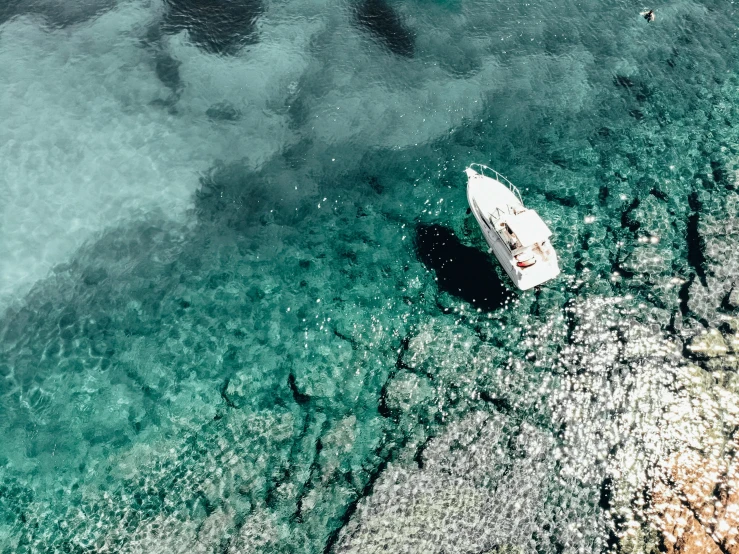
xmin=414 ymin=224 xmax=515 ymax=312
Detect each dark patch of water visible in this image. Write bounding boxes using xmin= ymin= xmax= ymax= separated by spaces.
xmin=0 ymin=0 xmax=115 ymax=29
xmin=154 ymin=51 xmax=183 ymax=94
xmin=354 ymin=0 xmax=414 ymax=57
xmin=161 ymin=0 xmax=263 ymax=55
xmin=414 ymin=223 xmax=514 ymax=312
xmin=686 ymin=192 xmax=707 ymax=287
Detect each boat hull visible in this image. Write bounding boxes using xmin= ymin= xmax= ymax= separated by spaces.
xmin=466 ymin=167 xmax=560 ymax=290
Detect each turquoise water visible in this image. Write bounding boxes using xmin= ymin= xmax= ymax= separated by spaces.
xmin=2 ymin=0 xmax=739 ymax=552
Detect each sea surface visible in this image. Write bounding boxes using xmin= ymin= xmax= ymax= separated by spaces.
xmin=1 ymin=0 xmax=739 ymax=552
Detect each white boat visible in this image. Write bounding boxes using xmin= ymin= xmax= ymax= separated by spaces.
xmin=465 ymin=164 xmax=560 ymax=290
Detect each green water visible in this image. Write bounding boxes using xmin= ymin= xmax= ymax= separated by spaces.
xmin=2 ymin=0 xmax=739 ymax=552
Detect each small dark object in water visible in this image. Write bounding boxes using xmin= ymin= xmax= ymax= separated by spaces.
xmin=641 ymin=9 xmax=655 ymax=22
xmin=354 ymin=0 xmax=414 ymax=57
xmin=613 ymin=75 xmax=634 ymax=89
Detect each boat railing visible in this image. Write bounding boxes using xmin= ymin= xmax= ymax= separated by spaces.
xmin=489 ymin=206 xmax=506 ymax=222
xmin=468 ymin=163 xmax=523 ymax=204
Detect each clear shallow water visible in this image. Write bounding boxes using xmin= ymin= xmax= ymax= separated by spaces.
xmin=1 ymin=0 xmax=739 ymax=552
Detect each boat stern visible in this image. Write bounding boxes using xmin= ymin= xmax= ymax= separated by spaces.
xmin=516 ymin=260 xmax=561 ymax=290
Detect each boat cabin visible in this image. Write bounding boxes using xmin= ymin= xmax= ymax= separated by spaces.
xmin=497 ymin=209 xmax=553 ymax=256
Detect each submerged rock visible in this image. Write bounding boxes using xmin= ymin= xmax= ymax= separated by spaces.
xmin=620 ymin=242 xmax=674 ymax=276
xmin=382 ymin=371 xmax=433 ymax=415
xmin=728 ymin=285 xmax=739 ymax=310
xmin=686 ymin=328 xmax=728 ymax=359
xmin=333 ymin=411 xmax=607 ymax=553
xmin=650 ymin=444 xmax=739 ymax=554
xmin=684 ymin=193 xmax=739 ymax=325
xmin=624 ymin=194 xmax=672 ymax=238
